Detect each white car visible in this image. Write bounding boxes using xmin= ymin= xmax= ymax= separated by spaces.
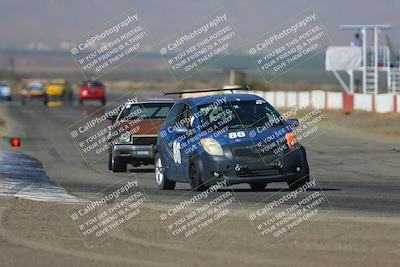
xmin=0 ymin=81 xmax=12 ymax=101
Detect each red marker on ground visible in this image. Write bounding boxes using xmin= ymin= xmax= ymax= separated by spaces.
xmin=10 ymin=137 xmax=21 ymax=148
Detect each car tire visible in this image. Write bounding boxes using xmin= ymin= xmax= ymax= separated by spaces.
xmin=7 ymin=96 xmax=11 ymax=101
xmin=108 ymin=150 xmax=113 ymax=170
xmin=112 ymin=154 xmax=127 ymax=172
xmin=155 ymin=153 xmax=175 ymax=190
xmin=249 ymin=182 xmax=267 ymax=191
xmin=287 ymin=174 xmax=310 ymax=191
xmin=189 ymin=160 xmax=209 ymax=191
xmin=79 ymin=99 xmax=83 ymax=106
xmin=101 ymin=99 xmax=106 ymax=106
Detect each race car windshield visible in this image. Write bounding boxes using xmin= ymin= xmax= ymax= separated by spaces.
xmin=119 ymin=103 xmax=173 ymax=120
xmin=198 ymin=100 xmax=283 ymax=130
xmin=82 ymin=81 xmax=103 ymax=87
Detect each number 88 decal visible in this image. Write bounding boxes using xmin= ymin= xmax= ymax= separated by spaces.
xmin=228 ymin=131 xmax=246 ymax=139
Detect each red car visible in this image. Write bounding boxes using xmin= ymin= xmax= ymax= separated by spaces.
xmin=79 ymin=80 xmax=106 ymax=105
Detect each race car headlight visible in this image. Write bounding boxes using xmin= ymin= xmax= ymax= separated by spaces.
xmin=200 ymin=138 xmax=223 ymax=156
xmin=117 ymin=132 xmax=131 ymax=144
xmin=285 ymin=132 xmax=298 ymax=150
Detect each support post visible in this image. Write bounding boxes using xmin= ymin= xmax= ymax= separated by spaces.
xmin=361 ymin=27 xmax=367 ymax=94
xmin=373 ymin=26 xmax=379 ymax=94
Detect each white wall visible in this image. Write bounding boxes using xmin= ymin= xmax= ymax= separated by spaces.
xmin=375 ymin=94 xmax=394 ymax=113
xmin=354 ymin=94 xmax=372 ymax=111
xmin=263 ymin=91 xmax=275 ymax=105
xmin=311 ymin=90 xmax=326 ymax=109
xmin=286 ymin=91 xmax=297 ymax=108
xmin=298 ymin=91 xmax=311 ymax=108
xmin=275 ymin=91 xmax=286 ymax=108
xmin=246 ymin=90 xmax=399 ymax=113
xmin=326 ymin=92 xmax=343 ymax=109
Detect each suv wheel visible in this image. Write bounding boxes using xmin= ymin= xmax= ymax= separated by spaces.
xmin=155 ymin=153 xmax=175 ymax=190
xmin=112 ymin=153 xmax=127 ymax=172
xmin=108 ymin=150 xmax=113 ymax=170
xmin=249 ymin=182 xmax=267 ymax=191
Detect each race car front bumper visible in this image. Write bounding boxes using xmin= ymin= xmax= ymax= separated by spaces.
xmin=193 ymin=146 xmax=309 ymax=186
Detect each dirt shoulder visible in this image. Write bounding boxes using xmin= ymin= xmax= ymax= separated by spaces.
xmin=278 ymin=107 xmax=400 ymax=141
xmin=0 ymin=197 xmax=399 ymax=267
xmin=325 ymin=110 xmax=400 ymax=141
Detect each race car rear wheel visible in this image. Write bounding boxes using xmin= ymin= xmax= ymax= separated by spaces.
xmin=249 ymin=182 xmax=267 ymax=191
xmin=155 ymin=153 xmax=175 ymax=190
xmin=287 ymin=175 xmax=310 ymax=191
xmin=112 ymin=153 xmax=127 ymax=172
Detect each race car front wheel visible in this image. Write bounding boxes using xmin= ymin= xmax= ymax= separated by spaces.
xmin=155 ymin=153 xmax=175 ymax=190
xmin=189 ymin=161 xmax=209 ymax=191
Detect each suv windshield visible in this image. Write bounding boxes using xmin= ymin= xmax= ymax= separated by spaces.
xmin=198 ymin=100 xmax=283 ymax=129
xmin=119 ymin=103 xmax=173 ymax=120
xmin=24 ymin=83 xmax=44 ymax=91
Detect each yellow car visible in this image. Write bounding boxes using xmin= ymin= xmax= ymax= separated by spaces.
xmin=45 ymin=79 xmax=72 ymax=106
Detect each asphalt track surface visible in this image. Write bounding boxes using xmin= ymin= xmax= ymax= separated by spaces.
xmin=0 ymin=93 xmax=399 ymax=216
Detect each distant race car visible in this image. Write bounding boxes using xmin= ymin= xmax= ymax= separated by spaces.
xmin=154 ymin=88 xmax=310 ymax=191
xmin=79 ymin=80 xmax=106 ymax=106
xmin=0 ymin=81 xmax=12 ymax=101
xmin=19 ymin=79 xmax=47 ymax=105
xmin=45 ymin=79 xmax=73 ymax=105
xmin=108 ymin=98 xmax=175 ymax=172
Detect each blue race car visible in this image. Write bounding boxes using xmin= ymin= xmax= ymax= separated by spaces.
xmin=155 ymin=88 xmax=309 ymax=191
xmin=0 ymin=81 xmax=12 ymax=101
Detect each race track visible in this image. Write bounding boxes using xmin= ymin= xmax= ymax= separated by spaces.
xmin=0 ymin=93 xmax=399 ymax=216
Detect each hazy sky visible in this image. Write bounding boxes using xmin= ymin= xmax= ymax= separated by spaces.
xmin=0 ymin=0 xmax=399 ymax=50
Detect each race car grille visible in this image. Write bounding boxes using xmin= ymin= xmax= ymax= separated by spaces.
xmin=233 ymin=146 xmax=275 ymax=160
xmin=236 ymin=168 xmax=280 ymax=177
xmin=132 ymin=136 xmax=157 ymax=145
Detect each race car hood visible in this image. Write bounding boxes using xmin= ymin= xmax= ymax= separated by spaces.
xmin=117 ymin=118 xmax=165 ymax=136
xmin=46 ymin=84 xmax=64 ymax=96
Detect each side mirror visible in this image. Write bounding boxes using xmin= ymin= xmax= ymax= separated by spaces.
xmin=286 ymin=118 xmax=299 ymax=128
xmin=106 ymin=113 xmax=118 ymax=121
xmin=174 ymin=127 xmax=188 ymax=135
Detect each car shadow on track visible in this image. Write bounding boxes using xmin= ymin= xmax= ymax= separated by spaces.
xmin=217 ymin=187 xmax=340 ymax=193
xmin=128 ymin=168 xmax=154 ymax=173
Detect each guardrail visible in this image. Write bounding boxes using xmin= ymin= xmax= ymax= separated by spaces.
xmin=243 ymin=90 xmax=400 ymax=113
